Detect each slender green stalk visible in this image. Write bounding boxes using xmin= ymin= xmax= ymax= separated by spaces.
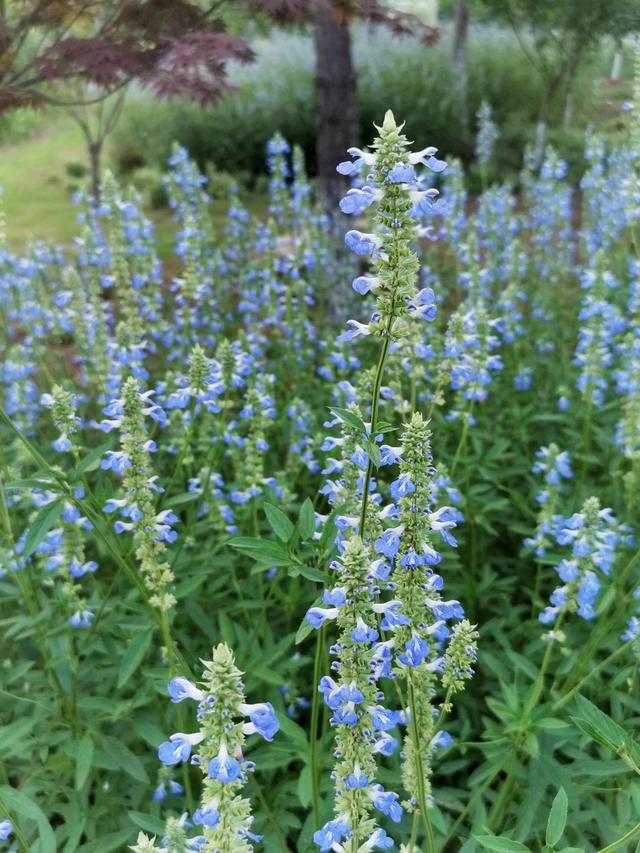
xmin=407 ymin=812 xmax=420 ymax=853
xmin=309 ymin=624 xmax=325 ymax=829
xmin=408 ymin=677 xmax=437 ymax=853
xmin=596 ymin=819 xmax=640 ymax=852
xmin=450 ymin=409 xmax=472 ymax=478
xmin=359 ymin=333 xmax=391 ymax=538
xmin=487 ymin=621 xmax=563 ymax=831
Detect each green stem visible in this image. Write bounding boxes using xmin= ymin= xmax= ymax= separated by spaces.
xmin=359 ymin=334 xmax=391 ymax=538
xmin=408 ymin=677 xmax=436 ymax=853
xmin=450 ymin=410 xmax=471 ymax=478
xmin=441 ymin=765 xmax=505 ymax=849
xmin=309 ymin=625 xmax=325 ymax=830
xmin=407 ymin=811 xmax=420 ymax=853
xmin=596 ymin=819 xmax=640 ymax=853
xmin=487 ymin=621 xmax=563 ymax=832
xmin=249 ymin=776 xmax=289 ymax=853
xmin=552 ymin=640 xmax=635 ymax=713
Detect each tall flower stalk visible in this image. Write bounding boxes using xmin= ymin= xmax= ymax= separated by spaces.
xmin=338 ymin=110 xmax=443 ymax=539
xmin=306 ymin=113 xmax=476 ymax=853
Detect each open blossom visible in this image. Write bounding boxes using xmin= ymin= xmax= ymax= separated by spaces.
xmin=540 ymin=497 xmax=630 ymax=625
xmin=101 ymin=377 xmax=177 ymax=610
xmin=154 ymin=644 xmax=278 ymax=852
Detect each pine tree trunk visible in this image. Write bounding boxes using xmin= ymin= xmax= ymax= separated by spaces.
xmin=314 ymin=5 xmax=358 ymax=214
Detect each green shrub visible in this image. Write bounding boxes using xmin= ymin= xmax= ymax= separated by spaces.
xmin=0 ymin=107 xmax=45 ymax=144
xmin=65 ymin=161 xmax=88 ymax=179
xmin=111 ymin=25 xmax=603 ymax=183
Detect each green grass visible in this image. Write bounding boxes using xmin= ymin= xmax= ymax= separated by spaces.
xmin=0 ymin=116 xmax=89 ymax=249
xmin=0 ymin=113 xmax=266 ymax=257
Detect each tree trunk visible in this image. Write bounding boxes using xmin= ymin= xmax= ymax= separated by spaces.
xmin=313 ymin=5 xmax=358 ymax=214
xmin=610 ymin=45 xmax=623 ymax=81
xmin=452 ymin=0 xmax=470 ymax=127
xmin=562 ymin=44 xmax=584 ymax=128
xmin=88 ymin=140 xmax=102 ymax=205
xmin=533 ymin=68 xmax=565 ymax=164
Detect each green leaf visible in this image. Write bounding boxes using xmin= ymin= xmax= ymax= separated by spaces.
xmin=328 ymin=406 xmax=366 ymax=433
xmin=535 ymin=718 xmax=571 ymax=731
xmin=298 ymin=498 xmax=315 ymax=540
xmin=128 ymin=811 xmax=165 ymax=835
xmin=117 ymin=629 xmax=153 ymax=688
xmin=75 ymin=734 xmax=94 ymax=790
xmin=77 ymin=828 xmax=133 ymax=852
xmin=570 ymin=694 xmax=627 ymax=753
xmin=474 ymin=836 xmax=532 ymax=852
xmin=295 ymin=613 xmax=316 ymax=645
xmin=229 ymin=537 xmax=292 ymax=565
xmin=72 ymin=440 xmax=112 ymax=477
xmin=22 ymin=499 xmax=63 ymax=560
xmin=0 ymin=784 xmax=57 ymax=852
xmin=264 ymin=503 xmax=295 ymax=543
xmin=297 ymin=764 xmax=312 ymax=808
xmin=278 ymin=714 xmax=309 ymax=752
xmin=164 ymin=491 xmax=201 ymax=508
xmin=546 ymin=787 xmax=568 ymax=847
xmin=367 ymin=440 xmax=381 ymax=467
xmin=98 ymin=735 xmax=149 ymax=783
xmin=372 ymin=421 xmax=397 ymax=434
xmin=293 ymin=565 xmax=330 ymax=583
xmin=0 ymin=717 xmax=39 ymax=756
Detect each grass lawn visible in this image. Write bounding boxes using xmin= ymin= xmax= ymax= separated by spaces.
xmin=0 ymin=116 xmax=90 ymax=249
xmin=0 ymin=113 xmax=266 ymax=258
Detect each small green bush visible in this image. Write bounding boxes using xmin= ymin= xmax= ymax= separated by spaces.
xmin=111 ymin=25 xmax=601 ymax=183
xmin=0 ymin=107 xmax=45 ymax=144
xmin=65 ymin=161 xmax=88 ymax=179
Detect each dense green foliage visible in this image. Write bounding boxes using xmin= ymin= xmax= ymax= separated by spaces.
xmin=111 ymin=26 xmax=619 ymax=188
xmin=1 ymin=110 xmax=640 ymax=853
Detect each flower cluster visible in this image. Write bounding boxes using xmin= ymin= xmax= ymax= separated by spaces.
xmin=540 ymin=497 xmax=629 ymax=626
xmin=139 ymin=644 xmax=279 ymax=852
xmin=40 ymin=385 xmax=81 ymax=453
xmin=307 ymin=114 xmax=476 ymax=851
xmin=100 ymin=377 xmax=177 ymax=610
xmin=475 ymin=100 xmax=499 ymax=170
xmin=310 ymin=537 xmax=400 ymax=853
xmin=338 ymin=110 xmax=443 ymax=345
xmin=524 ymin=444 xmax=573 ymax=557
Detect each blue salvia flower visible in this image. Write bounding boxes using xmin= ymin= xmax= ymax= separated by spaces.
xmin=523 ymin=148 xmax=573 ymax=286
xmin=150 ymin=644 xmax=278 ymax=852
xmin=524 ymin=445 xmax=573 ymax=558
xmin=540 ymin=498 xmax=629 ymax=625
xmin=573 ymin=255 xmax=625 ymax=408
xmin=475 ymin=100 xmax=499 ymax=170
xmin=338 ymin=111 xmax=443 ymax=346
xmin=267 ymin=133 xmax=291 ymax=227
xmin=100 ymin=377 xmax=176 ymax=611
xmin=379 ymin=414 xmax=475 ymax=807
xmin=40 ymin=385 xmax=81 ymax=454
xmin=310 ymin=537 xmax=401 ymax=853
xmin=613 ymin=263 xmax=640 ymax=507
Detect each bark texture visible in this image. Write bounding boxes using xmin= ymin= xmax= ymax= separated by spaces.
xmin=314 ymin=5 xmax=358 ymax=213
